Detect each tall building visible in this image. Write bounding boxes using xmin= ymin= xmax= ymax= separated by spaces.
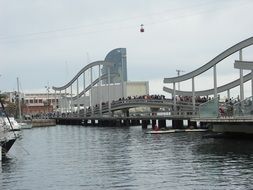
xmin=102 ymin=48 xmax=127 ymax=84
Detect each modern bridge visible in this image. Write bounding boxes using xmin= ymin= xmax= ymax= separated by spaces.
xmin=51 ymin=48 xmax=199 ymax=128
xmin=52 ymin=37 xmax=253 ymax=132
xmin=163 ymin=36 xmax=253 ymax=134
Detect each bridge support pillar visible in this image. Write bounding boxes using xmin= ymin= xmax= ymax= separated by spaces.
xmin=131 ymin=119 xmax=140 ymax=126
xmin=200 ymin=122 xmax=207 ymax=128
xmin=82 ymin=119 xmax=87 ymax=126
xmin=123 ymin=119 xmax=130 ymax=127
xmin=142 ymin=120 xmax=148 ymax=129
xmin=158 ymin=120 xmax=166 ymax=129
xmin=115 ymin=119 xmax=121 ymax=127
xmin=172 ymin=119 xmax=184 ymax=129
xmin=123 ymin=109 xmax=129 ymax=117
xmin=187 ymin=120 xmax=197 ymax=129
xmin=152 ymin=120 xmax=157 ymax=130
xmin=99 ymin=120 xmax=104 ymax=127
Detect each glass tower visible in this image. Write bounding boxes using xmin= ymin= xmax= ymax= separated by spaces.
xmin=102 ymin=48 xmax=127 ymax=84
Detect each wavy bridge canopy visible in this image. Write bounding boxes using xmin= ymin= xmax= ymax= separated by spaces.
xmin=164 ymin=36 xmax=253 ymax=83
xmin=52 ymin=48 xmax=126 ymax=91
xmin=52 ymin=60 xmax=112 ymax=91
xmin=163 ymin=36 xmax=253 ymax=96
xmin=163 ymin=73 xmax=252 ymax=96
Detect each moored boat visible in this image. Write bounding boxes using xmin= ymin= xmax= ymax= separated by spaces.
xmin=0 ymin=101 xmax=19 ymax=160
xmin=19 ymin=122 xmax=32 ymax=129
xmin=146 ymin=128 xmax=208 ymax=134
xmin=2 ymin=117 xmax=21 ymax=131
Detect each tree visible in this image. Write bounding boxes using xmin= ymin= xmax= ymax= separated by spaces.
xmin=0 ymin=93 xmax=17 ymax=117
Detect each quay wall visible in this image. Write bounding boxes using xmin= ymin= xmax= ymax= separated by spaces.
xmin=32 ymin=119 xmax=56 ymax=127
xmin=212 ymin=123 xmax=253 ymax=134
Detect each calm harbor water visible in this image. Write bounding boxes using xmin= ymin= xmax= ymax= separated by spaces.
xmin=1 ymin=125 xmax=253 ymax=190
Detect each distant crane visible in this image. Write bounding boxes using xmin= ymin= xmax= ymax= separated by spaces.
xmin=176 ymin=69 xmax=185 ymax=91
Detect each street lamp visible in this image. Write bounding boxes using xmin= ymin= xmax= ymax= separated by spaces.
xmin=45 ymin=85 xmax=50 ymax=113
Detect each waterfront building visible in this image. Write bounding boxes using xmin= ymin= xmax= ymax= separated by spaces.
xmin=4 ymin=92 xmax=61 ymax=115
xmin=22 ymin=93 xmax=59 ymax=115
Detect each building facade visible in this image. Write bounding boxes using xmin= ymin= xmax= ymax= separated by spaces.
xmin=102 ymin=48 xmax=127 ymax=84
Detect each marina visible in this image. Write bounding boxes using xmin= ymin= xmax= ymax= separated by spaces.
xmin=3 ymin=36 xmax=253 ymax=161
xmin=1 ymin=1 xmax=253 ymax=189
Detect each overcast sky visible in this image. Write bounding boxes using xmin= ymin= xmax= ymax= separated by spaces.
xmin=1 ymin=0 xmax=253 ymax=97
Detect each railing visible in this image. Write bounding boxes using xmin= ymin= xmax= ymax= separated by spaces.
xmin=233 ymin=96 xmax=253 ymax=117
xmin=199 ymin=97 xmax=219 ymax=118
xmin=56 ymin=98 xmax=202 ymax=118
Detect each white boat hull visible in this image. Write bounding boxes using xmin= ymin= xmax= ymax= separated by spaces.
xmin=146 ymin=129 xmax=208 ymax=134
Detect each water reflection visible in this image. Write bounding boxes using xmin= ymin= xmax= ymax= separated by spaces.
xmin=1 ymin=126 xmax=253 ymax=189
xmin=192 ymin=138 xmax=253 ymax=189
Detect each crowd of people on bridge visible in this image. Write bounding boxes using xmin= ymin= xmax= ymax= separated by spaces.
xmin=174 ymin=95 xmax=208 ymax=103
xmin=81 ymin=94 xmax=168 ymax=116
xmin=29 ymin=93 xmax=251 ymax=119
xmin=116 ymin=94 xmax=166 ymax=102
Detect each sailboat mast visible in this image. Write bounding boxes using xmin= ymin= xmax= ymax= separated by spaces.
xmin=17 ymin=77 xmax=22 ymax=120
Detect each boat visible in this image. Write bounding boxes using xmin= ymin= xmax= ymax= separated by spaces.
xmin=0 ymin=102 xmax=19 ymax=160
xmin=146 ymin=129 xmax=178 ymax=134
xmin=146 ymin=128 xmax=208 ymax=134
xmin=19 ymin=122 xmax=32 ymax=129
xmin=2 ymin=116 xmax=21 ymax=131
xmin=16 ymin=77 xmax=32 ymax=130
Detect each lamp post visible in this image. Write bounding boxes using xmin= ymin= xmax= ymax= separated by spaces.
xmin=45 ymin=84 xmax=50 ymax=113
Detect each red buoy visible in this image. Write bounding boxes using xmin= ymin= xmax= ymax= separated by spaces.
xmin=140 ymin=24 xmax=144 ymax=32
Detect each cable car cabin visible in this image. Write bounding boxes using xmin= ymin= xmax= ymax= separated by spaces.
xmin=140 ymin=24 xmax=144 ymax=32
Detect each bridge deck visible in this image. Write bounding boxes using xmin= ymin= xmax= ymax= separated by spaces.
xmin=55 ymin=115 xmax=194 ymax=121
xmin=191 ymin=117 xmax=253 ymax=123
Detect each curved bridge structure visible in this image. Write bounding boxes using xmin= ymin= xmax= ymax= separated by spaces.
xmin=164 ymin=37 xmax=253 ymax=83
xmin=52 ymin=48 xmax=186 ymax=118
xmin=52 ymin=48 xmax=127 ymax=115
xmin=86 ymin=98 xmax=198 ymax=116
xmin=163 ymin=36 xmax=253 ymax=114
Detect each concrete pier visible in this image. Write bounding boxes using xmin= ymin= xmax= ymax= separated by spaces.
xmin=141 ymin=120 xmax=148 ymax=129
xmin=55 ymin=115 xmax=198 ymax=129
xmin=172 ymin=119 xmax=184 ymax=129
xmin=188 ymin=120 xmax=197 ymax=128
xmin=158 ymin=119 xmax=166 ymax=129
xmin=152 ymin=120 xmax=156 ymax=129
